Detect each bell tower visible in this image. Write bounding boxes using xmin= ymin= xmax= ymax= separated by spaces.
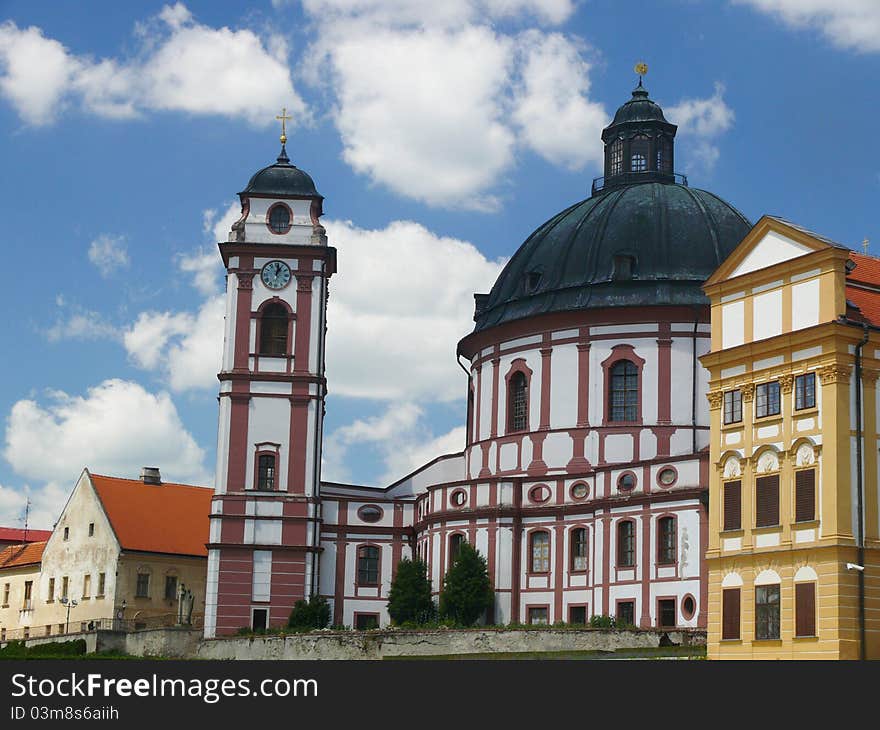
xmin=204 ymin=113 xmax=336 ymax=637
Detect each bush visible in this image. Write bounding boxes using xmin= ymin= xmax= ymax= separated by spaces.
xmin=0 ymin=639 xmax=87 ymax=658
xmin=387 ymin=557 xmax=435 ymax=626
xmin=439 ymin=543 xmax=494 ymax=626
xmin=287 ymin=594 xmax=331 ymax=631
xmin=589 ymin=614 xmax=616 ymax=629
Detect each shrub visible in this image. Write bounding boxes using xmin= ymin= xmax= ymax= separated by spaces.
xmin=439 ymin=543 xmax=494 ymax=626
xmin=387 ymin=557 xmax=435 ymax=626
xmin=287 ymin=594 xmax=331 ymax=631
xmin=0 ymin=639 xmax=87 ymax=658
xmin=589 ymin=614 xmax=616 ymax=629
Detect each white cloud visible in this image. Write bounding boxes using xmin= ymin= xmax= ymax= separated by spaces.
xmin=734 ymin=0 xmax=880 ymax=53
xmin=0 ymin=4 xmax=306 ymax=126
xmin=3 ymin=379 xmax=210 ymax=488
xmin=303 ymin=3 xmax=607 ymax=208
xmin=46 ymin=305 xmax=118 ymax=343
xmin=178 ymin=246 xmax=225 ymax=297
xmin=0 ymin=481 xmax=70 ymax=531
xmin=666 ymin=83 xmax=734 ymax=173
xmin=322 ymin=402 xmax=465 ymax=485
xmin=512 ymin=31 xmax=607 ymax=170
xmin=88 ymin=234 xmax=130 ymax=277
xmin=325 ymin=218 xmax=505 ymax=401
xmin=202 ymin=200 xmax=242 ymax=244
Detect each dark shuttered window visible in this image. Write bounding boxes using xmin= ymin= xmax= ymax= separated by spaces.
xmin=795 ymin=469 xmax=816 ymax=523
xmin=755 ymin=474 xmax=780 ymax=528
xmin=795 ymin=582 xmax=817 ymax=638
xmin=723 ymin=480 xmax=742 ymax=531
xmin=722 ymin=588 xmax=741 ymax=640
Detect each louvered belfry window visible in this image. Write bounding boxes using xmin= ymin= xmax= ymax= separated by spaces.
xmin=795 ymin=582 xmax=817 ymax=637
xmin=259 ymin=303 xmax=288 ymax=356
xmin=795 ymin=469 xmax=816 ymax=522
xmin=722 ymin=588 xmax=740 ymax=640
xmin=508 ymin=371 xmax=528 ymax=432
xmin=723 ymin=480 xmax=742 ymax=531
xmin=755 ymin=474 xmax=780 ymax=527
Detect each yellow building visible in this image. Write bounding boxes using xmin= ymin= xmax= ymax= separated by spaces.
xmin=701 ymin=215 xmax=880 ymax=659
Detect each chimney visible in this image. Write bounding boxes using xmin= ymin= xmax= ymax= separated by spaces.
xmin=141 ymin=467 xmax=162 ymax=485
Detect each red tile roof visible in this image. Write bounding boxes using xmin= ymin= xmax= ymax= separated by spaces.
xmin=0 ymin=541 xmax=46 ymax=570
xmin=90 ymin=474 xmax=212 ymax=558
xmin=847 ymin=252 xmax=880 ymax=326
xmin=0 ymin=527 xmax=52 ymax=544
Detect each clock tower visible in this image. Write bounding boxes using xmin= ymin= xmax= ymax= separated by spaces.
xmin=204 ymin=122 xmax=336 ymax=637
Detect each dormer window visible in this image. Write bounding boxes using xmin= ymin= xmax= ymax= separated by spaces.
xmin=612 ymin=254 xmax=637 ymax=280
xmin=267 ymin=203 xmax=292 ymax=234
xmin=525 ymin=270 xmax=542 ymax=293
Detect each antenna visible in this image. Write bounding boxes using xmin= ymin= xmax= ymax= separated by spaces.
xmin=22 ymin=498 xmax=30 ymax=543
xmin=863 ymin=237 xmax=870 ymax=255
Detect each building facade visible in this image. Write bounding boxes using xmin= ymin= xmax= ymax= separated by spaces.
xmin=207 ymin=80 xmax=753 ymax=636
xmin=702 ymin=216 xmax=880 ymax=659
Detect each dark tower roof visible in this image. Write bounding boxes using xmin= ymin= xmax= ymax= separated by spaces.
xmin=240 ymin=144 xmax=322 ymax=199
xmin=466 ymin=76 xmax=752 ymax=336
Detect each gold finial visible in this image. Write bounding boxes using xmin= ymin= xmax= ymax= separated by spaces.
xmin=863 ymin=237 xmax=870 ymax=254
xmin=276 ymin=106 xmax=292 ymax=145
xmin=635 ymin=61 xmax=648 ymax=78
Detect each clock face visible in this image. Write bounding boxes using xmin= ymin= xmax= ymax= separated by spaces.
xmin=261 ymin=260 xmax=291 ymax=290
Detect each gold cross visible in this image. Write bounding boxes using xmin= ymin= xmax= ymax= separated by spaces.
xmin=863 ymin=237 xmax=870 ymax=254
xmin=276 ymin=107 xmax=292 ymax=144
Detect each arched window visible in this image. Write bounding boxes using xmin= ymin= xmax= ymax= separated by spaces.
xmin=617 ymin=520 xmax=635 ymax=567
xmin=267 ymin=204 xmax=291 ymax=234
xmin=609 ymin=360 xmax=639 ymax=422
xmin=530 ymin=531 xmax=550 ymax=573
xmin=570 ymin=528 xmax=587 ymax=572
xmin=449 ymin=533 xmax=465 ymax=563
xmin=630 ymin=135 xmax=650 ymax=173
xmin=259 ymin=303 xmax=288 ymax=356
xmin=257 ymin=454 xmax=276 ymax=491
xmin=609 ymin=138 xmax=623 ymax=176
xmin=508 ymin=371 xmax=528 ymax=433
xmin=657 ymin=516 xmax=676 ymax=565
xmin=357 ymin=546 xmax=380 ymax=586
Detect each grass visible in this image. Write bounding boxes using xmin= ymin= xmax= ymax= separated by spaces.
xmin=386 ymin=645 xmax=706 ymax=660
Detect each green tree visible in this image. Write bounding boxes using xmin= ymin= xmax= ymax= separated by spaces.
xmin=439 ymin=542 xmax=494 ymax=626
xmin=287 ymin=594 xmax=330 ymax=631
xmin=387 ymin=557 xmax=435 ymax=625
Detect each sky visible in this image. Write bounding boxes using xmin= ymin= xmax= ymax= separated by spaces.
xmin=0 ymin=0 xmax=878 ymax=529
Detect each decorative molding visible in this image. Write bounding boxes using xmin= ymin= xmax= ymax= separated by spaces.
xmin=741 ymin=383 xmax=755 ymax=402
xmin=779 ymin=374 xmax=794 ymax=395
xmin=818 ymin=364 xmax=850 ymax=385
xmin=237 ymin=273 xmax=255 ymax=290
xmin=707 ymin=391 xmax=723 ymax=410
xmin=863 ymin=368 xmax=880 ymax=385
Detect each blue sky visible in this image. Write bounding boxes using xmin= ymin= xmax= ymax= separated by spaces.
xmin=1 ymin=0 xmax=878 ymax=528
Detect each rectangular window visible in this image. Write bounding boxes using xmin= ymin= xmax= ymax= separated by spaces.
xmin=257 ymin=454 xmax=276 ymax=491
xmin=61 ymin=577 xmax=69 ymax=601
xmin=795 ymin=468 xmax=816 ymax=522
xmin=165 ymin=575 xmax=178 ymax=601
xmin=617 ymin=521 xmax=635 ymax=567
xmin=82 ymin=574 xmax=91 ymax=599
xmin=795 ymin=582 xmax=817 ymax=638
xmin=45 ymin=625 xmax=52 ymax=636
xmin=755 ymin=585 xmax=781 ymax=640
xmin=723 ymin=390 xmax=742 ymax=424
xmin=527 ymin=606 xmax=549 ymax=625
xmin=658 ymin=599 xmax=676 ymax=628
xmin=755 ymin=381 xmax=781 ymax=418
xmin=252 ymin=608 xmax=268 ymax=631
xmin=23 ymin=580 xmax=33 ymax=609
xmin=722 ymin=588 xmax=741 ymax=640
xmin=97 ymin=573 xmax=105 ymax=598
xmin=355 ymin=613 xmax=379 ymax=630
xmin=570 ymin=529 xmax=588 ymax=572
xmin=47 ymin=577 xmax=55 ymax=603
xmin=657 ymin=517 xmax=676 ymax=565
xmin=569 ymin=606 xmax=587 ymax=625
xmin=530 ymin=531 xmax=550 ymax=573
xmin=2 ymin=582 xmax=8 ymax=606
xmin=135 ymin=573 xmax=150 ymax=598
xmin=357 ymin=546 xmax=380 ymax=586
xmin=795 ymin=372 xmax=816 ymax=410
xmin=63 ymin=526 xmax=69 ymax=541
xmin=616 ymin=600 xmax=635 ymax=627
xmin=723 ymin=480 xmax=742 ymax=531
xmin=88 ymin=522 xmax=95 ymax=537
xmin=755 ymin=474 xmax=780 ymax=527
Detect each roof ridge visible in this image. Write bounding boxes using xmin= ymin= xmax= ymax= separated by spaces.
xmin=90 ymin=473 xmax=211 ymax=491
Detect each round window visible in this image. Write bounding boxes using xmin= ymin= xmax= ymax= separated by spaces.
xmin=617 ymin=472 xmax=636 ymax=492
xmin=657 ymin=467 xmax=677 ymax=487
xmin=570 ymin=482 xmax=589 ymax=500
xmin=450 ymin=489 xmax=467 ymax=507
xmin=357 ymin=505 xmax=383 ymax=523
xmin=529 ymin=485 xmax=550 ymax=503
xmin=682 ymin=595 xmax=696 ymax=619
xmin=267 ymin=204 xmax=292 ymax=234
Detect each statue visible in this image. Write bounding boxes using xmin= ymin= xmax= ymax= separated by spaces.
xmin=177 ymin=583 xmax=195 ymax=626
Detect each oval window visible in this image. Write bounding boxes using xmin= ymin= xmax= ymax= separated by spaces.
xmin=357 ymin=505 xmax=383 ymax=523
xmin=571 ymin=482 xmax=589 ymax=500
xmin=658 ymin=467 xmax=677 ymax=487
xmin=617 ymin=472 xmax=636 ymax=492
xmin=529 ymin=485 xmax=550 ymax=503
xmin=267 ymin=204 xmax=291 ymax=234
xmin=682 ymin=595 xmax=696 ymax=619
xmin=450 ymin=489 xmax=467 ymax=507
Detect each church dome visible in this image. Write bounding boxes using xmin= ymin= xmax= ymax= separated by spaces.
xmin=240 ymin=145 xmax=322 ymax=199
xmin=472 ymin=181 xmax=751 ymax=332
xmin=469 ymin=76 xmax=751 ymax=334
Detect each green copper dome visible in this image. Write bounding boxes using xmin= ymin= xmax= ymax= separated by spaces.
xmin=471 ymin=181 xmax=751 ymax=332
xmin=240 ymin=145 xmax=322 ymax=199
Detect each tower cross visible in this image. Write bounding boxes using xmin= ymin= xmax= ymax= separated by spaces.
xmin=276 ymin=107 xmax=292 ymax=145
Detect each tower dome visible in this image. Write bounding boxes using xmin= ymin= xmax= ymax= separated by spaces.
xmin=465 ymin=77 xmax=751 ymax=338
xmin=240 ymin=144 xmax=322 ymax=199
